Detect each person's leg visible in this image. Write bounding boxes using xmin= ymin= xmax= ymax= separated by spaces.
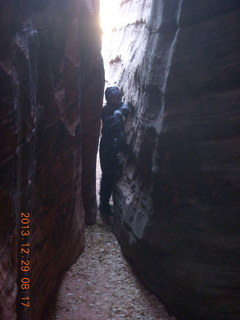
xmin=99 ymin=141 xmax=114 ymax=217
xmin=99 ymin=171 xmax=113 ymax=216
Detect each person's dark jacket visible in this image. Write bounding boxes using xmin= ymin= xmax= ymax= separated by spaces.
xmin=101 ymin=103 xmax=129 ymax=153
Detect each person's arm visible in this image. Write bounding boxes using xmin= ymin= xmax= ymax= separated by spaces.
xmin=119 ymin=104 xmax=129 ymax=119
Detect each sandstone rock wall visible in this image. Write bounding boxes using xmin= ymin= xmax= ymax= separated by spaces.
xmin=0 ymin=0 xmax=104 ymax=319
xmin=105 ymin=1 xmax=240 ymax=319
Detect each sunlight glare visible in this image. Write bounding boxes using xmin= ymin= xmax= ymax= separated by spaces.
xmin=100 ymin=0 xmax=121 ymax=33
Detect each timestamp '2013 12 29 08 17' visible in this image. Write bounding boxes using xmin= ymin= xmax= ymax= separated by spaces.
xmin=19 ymin=212 xmax=31 ymax=308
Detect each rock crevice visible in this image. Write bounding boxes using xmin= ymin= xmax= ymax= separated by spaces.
xmin=0 ymin=0 xmax=104 ymax=319
xmin=104 ymin=1 xmax=240 ymax=319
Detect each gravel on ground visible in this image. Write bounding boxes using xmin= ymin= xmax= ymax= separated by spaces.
xmin=55 ymin=216 xmax=177 ymax=320
xmin=55 ymin=153 xmax=177 ymax=320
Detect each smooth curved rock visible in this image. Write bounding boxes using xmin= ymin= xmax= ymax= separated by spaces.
xmin=104 ymin=1 xmax=240 ymax=319
xmin=0 ymin=0 xmax=104 ymax=319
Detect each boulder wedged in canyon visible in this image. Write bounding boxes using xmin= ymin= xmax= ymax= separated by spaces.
xmin=0 ymin=0 xmax=104 ymax=319
xmin=104 ymin=1 xmax=240 ymax=319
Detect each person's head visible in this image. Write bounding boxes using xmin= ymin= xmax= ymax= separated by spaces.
xmin=105 ymin=86 xmax=122 ymax=107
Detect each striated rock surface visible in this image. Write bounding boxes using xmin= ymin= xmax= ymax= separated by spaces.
xmin=104 ymin=1 xmax=240 ymax=319
xmin=0 ymin=0 xmax=104 ymax=319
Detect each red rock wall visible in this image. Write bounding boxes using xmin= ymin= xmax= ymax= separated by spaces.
xmin=106 ymin=1 xmax=240 ymax=319
xmin=0 ymin=0 xmax=104 ymax=319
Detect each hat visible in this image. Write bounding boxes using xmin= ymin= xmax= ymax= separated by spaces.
xmin=105 ymin=86 xmax=121 ymax=102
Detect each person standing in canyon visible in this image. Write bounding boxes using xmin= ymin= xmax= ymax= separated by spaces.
xmin=99 ymin=86 xmax=129 ymax=225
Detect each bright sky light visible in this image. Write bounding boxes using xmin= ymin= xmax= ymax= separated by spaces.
xmin=100 ymin=0 xmax=121 ymax=33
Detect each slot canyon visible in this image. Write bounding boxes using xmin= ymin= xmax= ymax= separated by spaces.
xmin=0 ymin=0 xmax=239 ymax=320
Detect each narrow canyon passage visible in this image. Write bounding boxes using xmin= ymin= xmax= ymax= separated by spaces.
xmin=0 ymin=0 xmax=239 ymax=319
xmin=55 ymin=157 xmax=176 ymax=320
xmin=54 ymin=218 xmax=176 ymax=320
